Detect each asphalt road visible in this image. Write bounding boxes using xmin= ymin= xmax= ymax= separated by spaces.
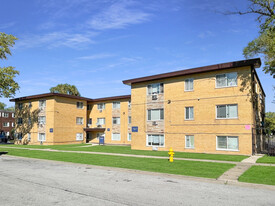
xmin=0 ymin=155 xmax=274 ymax=206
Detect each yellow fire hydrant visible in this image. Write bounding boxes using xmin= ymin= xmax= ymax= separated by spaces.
xmin=168 ymin=148 xmax=175 ymax=162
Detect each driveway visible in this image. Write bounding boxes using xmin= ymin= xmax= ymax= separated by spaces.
xmin=0 ymin=155 xmax=274 ymax=206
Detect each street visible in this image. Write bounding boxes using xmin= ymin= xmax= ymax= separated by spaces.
xmin=0 ymin=155 xmax=274 ymax=206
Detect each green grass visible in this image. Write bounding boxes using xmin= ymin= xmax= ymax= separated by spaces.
xmin=256 ymin=155 xmax=275 ymax=164
xmin=239 ymin=166 xmax=275 ymax=186
xmin=0 ymin=148 xmax=235 ymax=179
xmin=0 ymin=144 xmax=248 ymax=162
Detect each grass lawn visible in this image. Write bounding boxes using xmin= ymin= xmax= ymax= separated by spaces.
xmin=256 ymin=155 xmax=275 ymax=164
xmin=0 ymin=148 xmax=235 ymax=179
xmin=239 ymin=166 xmax=275 ymax=186
xmin=0 ymin=144 xmax=248 ymax=162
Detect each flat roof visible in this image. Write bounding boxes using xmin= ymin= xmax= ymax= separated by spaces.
xmin=122 ymin=58 xmax=261 ymax=85
xmin=89 ymin=95 xmax=131 ymax=103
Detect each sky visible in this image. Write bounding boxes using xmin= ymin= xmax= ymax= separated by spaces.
xmin=0 ymin=0 xmax=274 ymax=112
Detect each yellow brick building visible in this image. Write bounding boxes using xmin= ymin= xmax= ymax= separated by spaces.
xmin=11 ymin=58 xmax=265 ymax=155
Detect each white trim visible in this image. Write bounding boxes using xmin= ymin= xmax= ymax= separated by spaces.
xmin=184 ymin=78 xmax=194 ymax=92
xmin=97 ymin=103 xmax=105 ymax=110
xmin=147 ymin=109 xmax=164 ymax=121
xmin=76 ymin=133 xmax=83 ymax=141
xmin=216 ymin=104 xmax=238 ymax=119
xmin=216 ymin=136 xmax=239 ymax=151
xmin=127 ymin=133 xmax=132 ymax=141
xmin=112 ymin=101 xmax=120 ymax=109
xmin=112 ymin=133 xmax=121 ymax=141
xmin=38 ymin=133 xmax=46 ymax=142
xmin=147 ymin=82 xmax=164 ymax=95
xmin=215 ymin=72 xmax=238 ymax=88
xmin=146 ymin=134 xmax=165 ymax=147
xmin=185 ymin=106 xmax=194 ymax=120
xmin=185 ymin=135 xmax=195 ymax=149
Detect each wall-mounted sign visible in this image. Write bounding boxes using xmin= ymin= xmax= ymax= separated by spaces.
xmin=245 ymin=125 xmax=251 ymax=130
xmin=132 ymin=126 xmax=138 ymax=132
xmin=49 ymin=128 xmax=53 ymax=133
xmin=107 ymin=128 xmax=110 ymax=131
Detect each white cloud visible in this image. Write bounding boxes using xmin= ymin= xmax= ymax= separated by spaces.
xmin=87 ymin=0 xmax=151 ymax=30
xmin=198 ymin=31 xmax=214 ymax=39
xmin=77 ymin=53 xmax=115 ymax=60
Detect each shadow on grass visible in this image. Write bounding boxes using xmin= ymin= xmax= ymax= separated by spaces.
xmin=0 ymin=152 xmax=8 ymax=156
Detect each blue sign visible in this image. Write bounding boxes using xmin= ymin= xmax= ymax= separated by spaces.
xmin=107 ymin=128 xmax=110 ymax=131
xmin=132 ymin=126 xmax=138 ymax=132
xmin=49 ymin=128 xmax=53 ymax=133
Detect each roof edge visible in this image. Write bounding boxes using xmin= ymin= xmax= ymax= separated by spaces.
xmin=88 ymin=95 xmax=131 ymax=103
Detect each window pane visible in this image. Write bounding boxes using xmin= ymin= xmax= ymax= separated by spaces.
xmin=228 ymin=105 xmax=238 ymax=118
xmin=217 ymin=136 xmax=227 ymax=149
xmin=189 ymin=107 xmax=194 ymax=119
xmin=112 ymin=133 xmax=120 ymax=141
xmin=148 ymin=135 xmax=152 ymax=145
xmin=152 ymin=135 xmax=159 ymax=145
xmin=228 ymin=136 xmax=238 ymax=150
xmin=186 ymin=107 xmax=189 ymax=119
xmin=147 ymin=85 xmax=152 ymax=95
xmin=152 ymin=84 xmax=158 ymax=94
xmin=160 ymin=135 xmax=164 ymax=146
xmin=160 ymin=109 xmax=164 ymax=120
xmin=160 ymin=83 xmax=164 ymax=93
xmin=217 ymin=105 xmax=226 ymax=118
xmin=151 ymin=110 xmax=159 ymax=120
xmin=227 ymin=72 xmax=237 ymax=86
xmin=148 ymin=110 xmax=151 ymax=120
xmin=216 ymin=74 xmax=226 ymax=87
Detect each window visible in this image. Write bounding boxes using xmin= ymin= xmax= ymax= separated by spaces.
xmin=113 ymin=101 xmax=120 ymax=109
xmin=3 ymin=122 xmax=9 ymax=127
xmin=128 ymin=101 xmax=131 ymax=108
xmin=76 ymin=133 xmax=83 ymax=141
xmin=97 ymin=103 xmax=105 ymax=110
xmin=216 ymin=104 xmax=238 ymax=119
xmin=112 ymin=133 xmax=121 ymax=141
xmin=38 ymin=116 xmax=46 ymax=125
xmin=76 ymin=117 xmax=84 ymax=125
xmin=12 ymin=122 xmax=14 ymax=127
xmin=97 ymin=118 xmax=105 ymax=125
xmin=185 ymin=107 xmax=194 ymax=120
xmin=3 ymin=113 xmax=8 ymax=118
xmin=38 ymin=133 xmax=46 ymax=141
xmin=28 ymin=117 xmax=31 ymax=125
xmin=148 ymin=109 xmax=164 ymax=121
xmin=88 ymin=118 xmax=92 ymax=125
xmin=87 ymin=104 xmax=92 ymax=110
xmin=12 ymin=113 xmax=15 ymax=118
xmin=128 ymin=116 xmax=131 ymax=124
xmin=17 ymin=118 xmax=23 ymax=125
xmin=112 ymin=117 xmax=120 ymax=125
xmin=185 ymin=78 xmax=194 ymax=91
xmin=185 ymin=135 xmax=194 ymax=148
xmin=217 ymin=136 xmax=238 ymax=151
xmin=29 ymin=102 xmax=32 ymax=108
xmin=77 ymin=102 xmax=84 ymax=109
xmin=27 ymin=133 xmax=31 ymax=141
xmin=147 ymin=83 xmax=164 ymax=95
xmin=147 ymin=134 xmax=164 ymax=146
xmin=39 ymin=100 xmax=46 ymax=108
xmin=18 ymin=103 xmax=23 ymax=110
xmin=216 ymin=72 xmax=237 ymax=88
xmin=128 ymin=133 xmax=132 ymax=141
xmin=6 ymin=132 xmax=9 ymax=136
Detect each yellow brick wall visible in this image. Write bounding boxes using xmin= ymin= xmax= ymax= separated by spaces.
xmin=130 ymin=66 xmax=255 ymax=155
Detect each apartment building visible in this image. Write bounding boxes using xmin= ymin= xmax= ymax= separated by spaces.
xmin=10 ymin=58 xmax=265 ymax=155
xmin=123 ymin=58 xmax=265 ymax=155
xmin=0 ymin=110 xmax=15 ymax=138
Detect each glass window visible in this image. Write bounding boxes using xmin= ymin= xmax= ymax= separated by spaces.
xmin=147 ymin=134 xmax=164 ymax=146
xmin=38 ymin=116 xmax=46 ymax=124
xmin=128 ymin=116 xmax=131 ymax=124
xmin=76 ymin=133 xmax=83 ymax=140
xmin=27 ymin=133 xmax=31 ymax=141
xmin=12 ymin=113 xmax=15 ymax=118
xmin=97 ymin=103 xmax=105 ymax=110
xmin=18 ymin=103 xmax=23 ymax=110
xmin=128 ymin=133 xmax=132 ymax=141
xmin=128 ymin=101 xmax=131 ymax=108
xmin=88 ymin=118 xmax=92 ymax=125
xmin=147 ymin=83 xmax=164 ymax=95
xmin=38 ymin=133 xmax=46 ymax=141
xmin=3 ymin=122 xmax=9 ymax=127
xmin=77 ymin=102 xmax=83 ymax=109
xmin=185 ymin=107 xmax=194 ymax=120
xmin=217 ymin=136 xmax=238 ymax=150
xmin=216 ymin=104 xmax=238 ymax=119
xmin=185 ymin=135 xmax=194 ymax=148
xmin=39 ymin=100 xmax=46 ymax=108
xmin=185 ymin=78 xmax=194 ymax=91
xmin=87 ymin=104 xmax=92 ymax=110
xmin=3 ymin=113 xmax=9 ymax=118
xmin=148 ymin=109 xmax=164 ymax=121
xmin=216 ymin=72 xmax=237 ymax=88
xmin=113 ymin=102 xmax=120 ymax=109
xmin=76 ymin=117 xmax=84 ymax=125
xmin=17 ymin=118 xmax=23 ymax=125
xmin=97 ymin=118 xmax=105 ymax=125
xmin=112 ymin=133 xmax=121 ymax=141
xmin=112 ymin=117 xmax=120 ymax=125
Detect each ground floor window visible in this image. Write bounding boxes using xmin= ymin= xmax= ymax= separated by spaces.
xmin=76 ymin=133 xmax=83 ymax=141
xmin=217 ymin=136 xmax=238 ymax=150
xmin=147 ymin=134 xmax=164 ymax=146
xmin=185 ymin=135 xmax=194 ymax=148
xmin=112 ymin=133 xmax=120 ymax=141
xmin=28 ymin=133 xmax=31 ymax=141
xmin=38 ymin=133 xmax=46 ymax=141
xmin=128 ymin=133 xmax=132 ymax=141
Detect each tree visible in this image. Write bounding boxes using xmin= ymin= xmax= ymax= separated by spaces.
xmin=0 ymin=101 xmax=14 ymax=111
xmin=265 ymin=112 xmax=275 ymax=135
xmin=50 ymin=83 xmax=81 ymax=96
xmin=227 ymin=0 xmax=275 ymax=77
xmin=0 ymin=32 xmax=20 ymax=97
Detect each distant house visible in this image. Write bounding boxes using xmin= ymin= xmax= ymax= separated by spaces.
xmin=10 ymin=58 xmax=265 ymax=155
xmin=0 ymin=110 xmax=15 ymax=139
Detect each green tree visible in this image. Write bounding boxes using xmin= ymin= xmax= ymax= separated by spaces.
xmin=0 ymin=32 xmax=20 ymax=97
xmin=50 ymin=83 xmax=81 ymax=96
xmin=265 ymin=112 xmax=275 ymax=135
xmin=0 ymin=102 xmax=6 ymax=110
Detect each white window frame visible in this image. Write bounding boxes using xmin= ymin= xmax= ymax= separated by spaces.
xmin=185 ymin=78 xmax=194 ymax=91
xmin=27 ymin=133 xmax=31 ymax=141
xmin=38 ymin=116 xmax=46 ymax=125
xmin=112 ymin=117 xmax=120 ymax=125
xmin=38 ymin=133 xmax=46 ymax=142
xmin=146 ymin=134 xmax=165 ymax=147
xmin=76 ymin=117 xmax=84 ymax=125
xmin=112 ymin=101 xmax=120 ymax=109
xmin=12 ymin=113 xmax=15 ymax=118
xmin=97 ymin=118 xmax=105 ymax=125
xmin=216 ymin=72 xmax=237 ymax=88
xmin=185 ymin=135 xmax=194 ymax=149
xmin=3 ymin=113 xmax=9 ymax=118
xmin=77 ymin=102 xmax=84 ymax=109
xmin=128 ymin=100 xmax=131 ymax=108
xmin=216 ymin=104 xmax=238 ymax=119
xmin=97 ymin=103 xmax=105 ymax=110
xmin=39 ymin=100 xmax=46 ymax=109
xmin=112 ymin=133 xmax=121 ymax=141
xmin=147 ymin=83 xmax=164 ymax=95
xmin=3 ymin=122 xmax=9 ymax=127
xmin=185 ymin=107 xmax=194 ymax=120
xmin=216 ymin=136 xmax=239 ymax=151
xmin=128 ymin=133 xmax=132 ymax=141
xmin=76 ymin=133 xmax=83 ymax=141
xmin=12 ymin=122 xmax=14 ymax=127
xmin=147 ymin=109 xmax=164 ymax=121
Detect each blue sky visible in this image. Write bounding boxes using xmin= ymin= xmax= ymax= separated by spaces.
xmin=0 ymin=0 xmax=274 ymax=112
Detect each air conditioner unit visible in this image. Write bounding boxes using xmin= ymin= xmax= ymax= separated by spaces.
xmin=39 ymin=123 xmax=44 ymax=127
xmin=152 ymin=121 xmax=158 ymax=126
xmin=97 ymin=124 xmax=102 ymax=128
xmin=152 ymin=94 xmax=158 ymax=100
xmin=152 ymin=146 xmax=158 ymax=151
